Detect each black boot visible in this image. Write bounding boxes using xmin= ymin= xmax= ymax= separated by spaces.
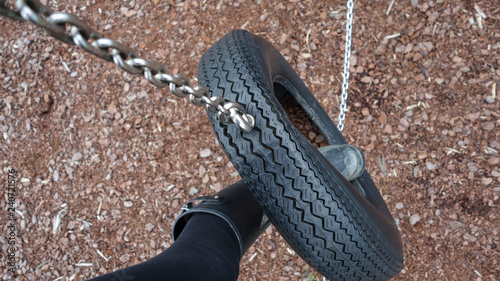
xmin=172 ymin=180 xmax=271 ymax=258
xmin=318 ymin=144 xmax=366 ymax=181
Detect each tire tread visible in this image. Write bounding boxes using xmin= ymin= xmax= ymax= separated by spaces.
xmin=198 ymin=30 xmax=403 ymax=280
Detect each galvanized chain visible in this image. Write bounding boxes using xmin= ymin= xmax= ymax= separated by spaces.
xmin=337 ymin=0 xmax=354 ymax=132
xmin=323 ymin=2 xmax=354 ymax=280
xmin=0 ymin=0 xmax=23 ymax=21
xmin=0 ymin=0 xmax=254 ymax=132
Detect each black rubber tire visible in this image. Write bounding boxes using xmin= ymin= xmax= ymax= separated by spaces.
xmin=198 ymin=30 xmax=403 ymax=281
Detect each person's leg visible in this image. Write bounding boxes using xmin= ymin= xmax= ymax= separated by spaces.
xmin=88 ymin=144 xmax=364 ymax=281
xmin=89 ymin=181 xmax=270 ymax=281
xmin=88 ymin=213 xmax=240 ymax=281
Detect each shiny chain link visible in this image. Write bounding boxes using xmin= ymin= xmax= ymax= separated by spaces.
xmin=0 ymin=0 xmax=23 ymax=21
xmin=326 ymin=3 xmax=354 ymax=280
xmin=0 ymin=0 xmax=254 ymax=132
xmin=337 ymin=0 xmax=354 ymax=132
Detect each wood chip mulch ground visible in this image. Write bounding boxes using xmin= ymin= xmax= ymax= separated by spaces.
xmin=1 ymin=0 xmax=499 ymax=280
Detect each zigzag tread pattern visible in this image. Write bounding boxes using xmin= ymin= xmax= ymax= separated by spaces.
xmin=201 ymin=29 xmax=400 ymax=278
xmin=200 ymin=29 xmax=402 ymax=278
xmin=198 ymin=30 xmax=403 ymax=280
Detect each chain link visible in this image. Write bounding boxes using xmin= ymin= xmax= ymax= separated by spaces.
xmin=337 ymin=0 xmax=354 ymax=132
xmin=326 ymin=3 xmax=354 ymax=281
xmin=0 ymin=0 xmax=23 ymax=21
xmin=0 ymin=0 xmax=254 ymax=132
xmin=323 ymin=1 xmax=354 ymax=279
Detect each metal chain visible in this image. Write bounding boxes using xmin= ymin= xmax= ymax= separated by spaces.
xmin=0 ymin=0 xmax=254 ymax=132
xmin=0 ymin=0 xmax=24 ymax=21
xmin=323 ymin=2 xmax=354 ymax=280
xmin=337 ymin=0 xmax=354 ymax=132
xmin=3 ymin=0 xmax=360 ymax=280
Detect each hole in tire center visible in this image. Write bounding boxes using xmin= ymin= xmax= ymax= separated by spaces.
xmin=275 ymin=83 xmax=328 ymax=149
xmin=275 ymin=83 xmax=368 ymax=196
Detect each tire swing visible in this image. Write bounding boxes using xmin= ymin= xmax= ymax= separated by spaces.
xmin=198 ymin=29 xmax=403 ymax=281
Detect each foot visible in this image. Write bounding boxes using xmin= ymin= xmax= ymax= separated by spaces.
xmin=318 ymin=144 xmax=365 ymax=181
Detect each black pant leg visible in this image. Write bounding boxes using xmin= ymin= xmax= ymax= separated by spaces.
xmin=88 ymin=213 xmax=241 ymax=281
